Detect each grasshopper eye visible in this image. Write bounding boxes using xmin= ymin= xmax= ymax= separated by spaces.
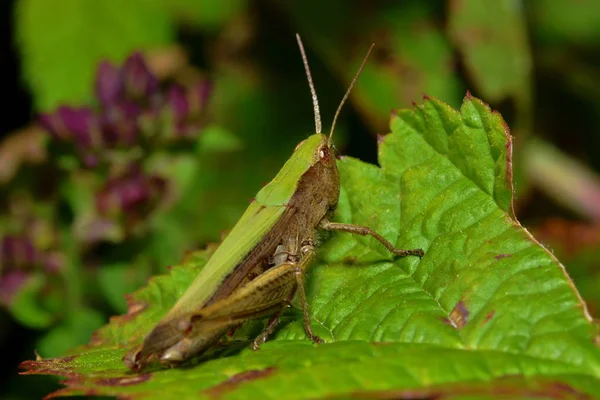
xmin=318 ymin=145 xmax=335 ymax=167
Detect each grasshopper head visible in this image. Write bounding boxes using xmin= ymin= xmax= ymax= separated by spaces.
xmin=294 ymin=34 xmax=372 ymax=216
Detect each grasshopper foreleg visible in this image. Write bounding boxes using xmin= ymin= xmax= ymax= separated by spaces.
xmin=320 ymin=218 xmax=424 ymax=257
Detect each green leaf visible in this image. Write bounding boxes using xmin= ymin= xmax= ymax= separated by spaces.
xmin=531 ymin=0 xmax=600 ymax=45
xmin=447 ymin=0 xmax=533 ymax=201
xmin=283 ymin=1 xmax=463 ymax=132
xmin=20 ymin=95 xmax=600 ymax=399
xmin=10 ymin=273 xmax=56 ymax=329
xmin=15 ymin=0 xmax=174 ymax=110
xmin=447 ymin=0 xmax=532 ymax=104
xmin=161 ymin=0 xmax=247 ymax=31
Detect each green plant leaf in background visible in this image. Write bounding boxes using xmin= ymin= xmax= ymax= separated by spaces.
xmin=531 ymin=0 xmax=600 ymax=45
xmin=281 ymin=0 xmax=463 ymax=133
xmin=447 ymin=0 xmax=533 ymax=199
xmin=20 ymin=95 xmax=600 ymax=398
xmin=15 ymin=0 xmax=174 ymax=110
xmin=161 ymin=0 xmax=247 ymax=31
xmin=447 ymin=0 xmax=532 ymax=106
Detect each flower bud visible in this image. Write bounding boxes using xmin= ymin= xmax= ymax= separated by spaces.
xmin=121 ymin=53 xmax=159 ymax=102
xmin=95 ymin=61 xmax=122 ymax=107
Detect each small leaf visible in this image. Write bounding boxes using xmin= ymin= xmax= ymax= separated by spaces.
xmin=161 ymin=0 xmax=247 ymax=31
xmin=283 ymin=1 xmax=463 ymax=131
xmin=9 ymin=273 xmax=55 ymax=329
xmin=15 ymin=0 xmax=174 ymax=110
xmin=20 ymin=95 xmax=600 ymax=399
xmin=448 ymin=0 xmax=532 ymax=103
xmin=531 ymin=0 xmax=600 ymax=44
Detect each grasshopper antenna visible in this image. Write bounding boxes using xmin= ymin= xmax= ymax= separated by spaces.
xmin=328 ymin=43 xmax=374 ymax=145
xmin=296 ymin=34 xmax=322 ymax=134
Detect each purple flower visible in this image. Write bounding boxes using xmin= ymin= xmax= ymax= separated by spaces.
xmin=164 ymin=80 xmax=212 ymax=137
xmin=167 ymin=85 xmax=189 ymax=121
xmin=121 ymin=53 xmax=159 ymax=102
xmin=0 ymin=271 xmax=29 ymax=306
xmin=166 ymin=85 xmax=189 ymax=135
xmin=100 ymin=101 xmax=142 ymax=147
xmin=95 ymin=61 xmax=122 ymax=107
xmin=0 ymin=233 xmax=64 ymax=306
xmin=96 ymin=165 xmax=167 ymax=224
xmin=39 ymin=106 xmax=98 ymax=147
xmin=40 ymin=50 xmax=213 ymax=168
xmin=1 ymin=235 xmax=39 ymax=269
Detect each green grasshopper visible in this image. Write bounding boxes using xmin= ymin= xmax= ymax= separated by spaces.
xmin=124 ymin=35 xmax=424 ymax=371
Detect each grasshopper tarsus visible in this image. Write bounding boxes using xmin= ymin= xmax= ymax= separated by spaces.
xmin=310 ymin=335 xmax=324 ymax=344
xmin=320 ymin=219 xmax=424 ymax=259
xmin=395 ymin=248 xmax=425 ymax=258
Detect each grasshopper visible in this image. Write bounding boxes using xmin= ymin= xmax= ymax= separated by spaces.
xmin=124 ymin=35 xmax=424 ymax=371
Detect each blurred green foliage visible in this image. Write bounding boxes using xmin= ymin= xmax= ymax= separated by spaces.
xmin=2 ymin=0 xmax=600 ymax=399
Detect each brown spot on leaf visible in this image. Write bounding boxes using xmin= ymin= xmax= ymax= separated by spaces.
xmin=343 ymin=256 xmax=358 ymax=265
xmin=494 ymin=253 xmax=512 ymax=260
xmin=97 ymin=374 xmax=151 ymax=386
xmin=449 ymin=301 xmax=469 ymax=329
xmin=204 ymin=367 xmax=276 ymax=399
xmin=484 ymin=311 xmax=495 ymax=324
